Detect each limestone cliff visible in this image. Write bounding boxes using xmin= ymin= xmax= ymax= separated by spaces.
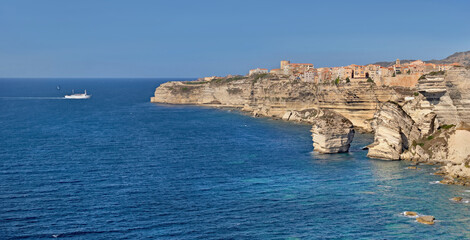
xmin=152 ymin=68 xmax=470 ymax=183
xmin=416 ymin=69 xmax=470 ymax=124
xmin=366 ymin=102 xmax=420 ymax=160
xmin=368 ymin=68 xmax=470 ymax=159
xmin=368 ymin=68 xmax=470 ymax=184
xmin=151 ymin=75 xmax=410 ymax=130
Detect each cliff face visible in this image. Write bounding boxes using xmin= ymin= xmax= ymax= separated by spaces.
xmin=416 ymin=69 xmax=470 ymax=124
xmin=151 ymin=76 xmax=409 ymax=130
xmin=366 ymin=102 xmax=420 ymax=160
xmin=368 ymin=68 xmax=470 ymax=184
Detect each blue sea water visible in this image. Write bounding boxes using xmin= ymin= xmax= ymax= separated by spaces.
xmin=1 ymin=78 xmax=470 ymax=239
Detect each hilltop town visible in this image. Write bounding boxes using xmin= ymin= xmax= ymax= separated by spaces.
xmin=212 ymin=59 xmax=460 ymax=88
xmin=261 ymin=59 xmax=457 ymax=84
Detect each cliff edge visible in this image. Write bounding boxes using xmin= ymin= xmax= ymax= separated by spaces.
xmin=367 ymin=68 xmax=470 ymax=184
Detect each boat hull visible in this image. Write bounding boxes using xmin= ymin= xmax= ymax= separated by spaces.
xmin=64 ymin=95 xmax=91 ymax=99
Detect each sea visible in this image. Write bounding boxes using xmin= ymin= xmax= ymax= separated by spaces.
xmin=1 ymin=78 xmax=470 ymax=239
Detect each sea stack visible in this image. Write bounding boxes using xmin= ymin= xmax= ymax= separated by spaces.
xmin=310 ymin=110 xmax=355 ymax=153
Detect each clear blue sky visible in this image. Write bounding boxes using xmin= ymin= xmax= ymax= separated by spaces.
xmin=1 ymin=0 xmax=469 ymax=78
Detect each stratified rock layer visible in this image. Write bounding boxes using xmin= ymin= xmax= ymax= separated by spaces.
xmin=416 ymin=69 xmax=470 ymax=124
xmin=151 ymin=76 xmax=409 ymax=130
xmin=276 ymin=108 xmax=355 ymax=153
xmin=367 ymin=102 xmax=420 ymax=160
xmin=310 ymin=110 xmax=355 ymax=153
xmin=368 ymin=68 xmax=470 ymax=185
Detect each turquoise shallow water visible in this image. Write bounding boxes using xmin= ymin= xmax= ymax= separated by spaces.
xmin=1 ymin=78 xmax=470 ymax=239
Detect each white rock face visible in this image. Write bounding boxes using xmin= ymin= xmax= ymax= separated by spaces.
xmin=282 ymin=111 xmax=292 ymax=120
xmin=367 ymin=102 xmax=420 ymax=160
xmin=416 ymin=69 xmax=470 ymax=125
xmin=368 ymin=69 xmax=470 ymax=162
xmin=278 ymin=109 xmax=355 ymax=153
xmin=150 ymin=75 xmax=405 ymax=130
xmin=310 ymin=110 xmax=355 ymax=154
xmin=447 ymin=129 xmax=470 ymax=164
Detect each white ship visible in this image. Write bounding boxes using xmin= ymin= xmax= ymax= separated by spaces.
xmin=64 ymin=90 xmax=91 ymax=99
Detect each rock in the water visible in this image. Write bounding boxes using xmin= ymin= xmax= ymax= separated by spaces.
xmin=407 ymin=166 xmax=420 ymax=170
xmin=440 ymin=177 xmax=454 ymax=185
xmin=416 ymin=215 xmax=435 ymax=225
xmin=404 ymin=211 xmax=418 ymax=217
xmin=451 ymin=197 xmax=463 ymax=202
xmin=311 ymin=110 xmax=355 ymax=154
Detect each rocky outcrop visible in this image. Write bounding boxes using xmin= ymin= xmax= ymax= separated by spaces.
xmin=367 ymin=102 xmax=420 ymax=160
xmin=368 ymin=68 xmax=470 ymax=163
xmin=310 ymin=110 xmax=355 ymax=153
xmin=367 ymin=68 xmax=470 ymax=186
xmin=416 ymin=69 xmax=470 ymax=125
xmin=278 ymin=108 xmax=355 ymax=153
xmin=416 ymin=216 xmax=435 ymax=225
xmin=451 ymin=197 xmax=463 ymax=202
xmin=404 ymin=211 xmax=418 ymax=217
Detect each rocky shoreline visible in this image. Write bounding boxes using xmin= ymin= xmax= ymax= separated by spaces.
xmin=151 ymin=68 xmax=470 ymax=185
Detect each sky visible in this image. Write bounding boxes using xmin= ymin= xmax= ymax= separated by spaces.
xmin=0 ymin=0 xmax=469 ymax=78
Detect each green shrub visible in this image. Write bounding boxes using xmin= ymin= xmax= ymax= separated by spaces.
xmin=367 ymin=77 xmax=374 ymax=83
xmin=414 ymin=92 xmax=419 ymax=96
xmin=440 ymin=124 xmax=455 ymax=130
xmin=346 ymin=77 xmax=350 ymax=83
xmin=427 ymin=135 xmax=434 ymax=140
xmin=428 ymin=71 xmax=445 ymax=76
xmin=184 ymin=81 xmax=208 ymax=85
xmin=335 ymin=77 xmax=340 ymax=85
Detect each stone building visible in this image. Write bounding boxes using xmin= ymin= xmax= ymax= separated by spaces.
xmin=249 ymin=68 xmax=268 ymax=76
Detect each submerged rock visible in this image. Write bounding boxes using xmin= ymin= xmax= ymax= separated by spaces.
xmin=416 ymin=215 xmax=435 ymax=225
xmin=310 ymin=110 xmax=355 ymax=154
